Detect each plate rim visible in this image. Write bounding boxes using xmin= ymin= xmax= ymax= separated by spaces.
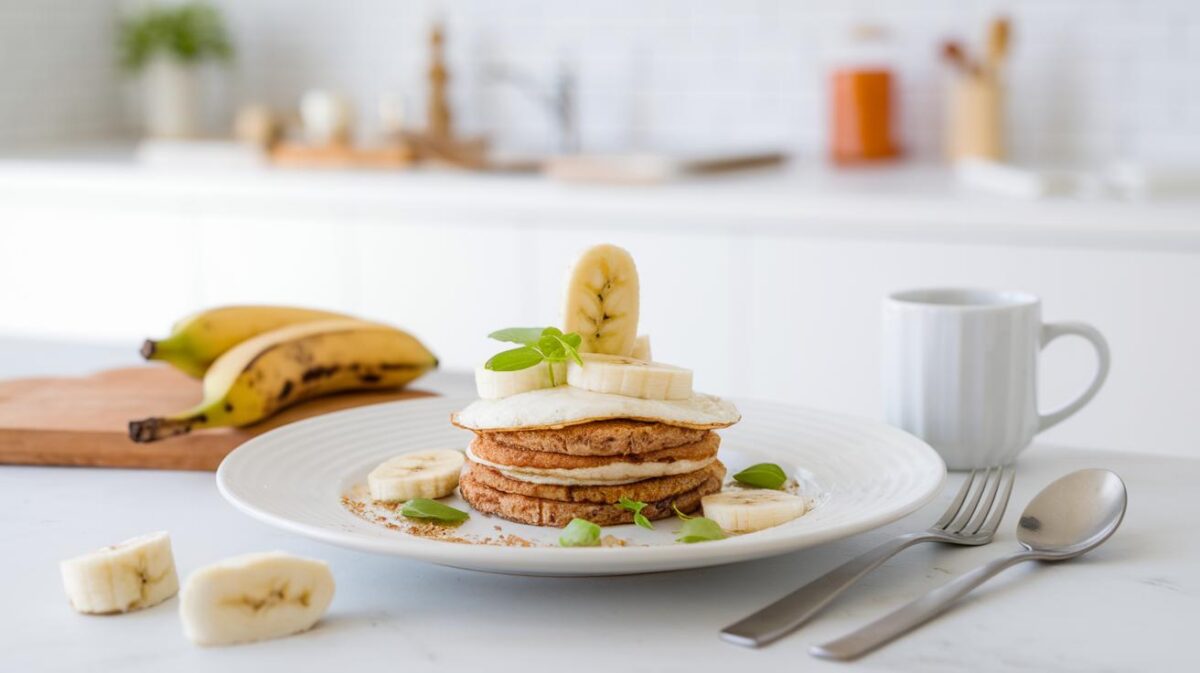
xmin=216 ymin=396 xmax=946 ymax=573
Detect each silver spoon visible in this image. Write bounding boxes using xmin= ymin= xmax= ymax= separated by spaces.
xmin=812 ymin=468 xmax=1127 ymax=661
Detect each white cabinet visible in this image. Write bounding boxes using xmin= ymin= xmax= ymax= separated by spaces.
xmin=354 ymin=219 xmax=536 ymax=370
xmin=0 ymin=206 xmax=200 ymax=341
xmin=196 ymin=215 xmax=352 ymax=310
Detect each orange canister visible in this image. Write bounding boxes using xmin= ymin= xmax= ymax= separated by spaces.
xmin=829 ymin=26 xmax=901 ymax=164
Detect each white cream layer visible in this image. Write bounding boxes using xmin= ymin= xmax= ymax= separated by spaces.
xmin=465 ymin=446 xmax=715 ymax=486
xmin=453 ymin=386 xmax=740 ymax=431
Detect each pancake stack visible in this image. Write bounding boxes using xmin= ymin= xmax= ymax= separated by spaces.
xmin=458 ymin=419 xmax=726 ymax=527
xmin=456 ymin=243 xmax=741 ymax=528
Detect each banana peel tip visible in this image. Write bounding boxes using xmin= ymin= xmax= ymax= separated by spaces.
xmin=128 ymin=417 xmax=194 ymax=443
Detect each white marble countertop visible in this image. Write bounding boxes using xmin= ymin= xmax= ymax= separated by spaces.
xmin=1 ymin=339 xmax=1196 ymax=672
xmin=1 ymin=142 xmax=1198 ymax=252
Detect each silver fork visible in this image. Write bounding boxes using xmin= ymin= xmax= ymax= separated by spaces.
xmin=720 ymin=465 xmax=1015 ymax=648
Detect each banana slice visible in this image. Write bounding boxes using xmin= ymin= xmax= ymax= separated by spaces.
xmin=368 ymin=449 xmax=465 ymax=502
xmin=60 ymin=531 xmax=179 ymax=614
xmin=475 ymin=361 xmax=566 ymax=399
xmin=630 ymin=334 xmax=652 ymax=361
xmin=567 ymin=353 xmax=693 ymax=400
xmin=179 ymin=552 xmax=335 ymax=646
xmin=562 ymin=244 xmax=640 ymax=356
xmin=701 ymin=490 xmax=808 ymax=533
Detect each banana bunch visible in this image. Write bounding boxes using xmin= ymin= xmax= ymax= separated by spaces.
xmin=143 ymin=305 xmax=353 ymax=378
xmin=132 ymin=307 xmax=437 ymax=442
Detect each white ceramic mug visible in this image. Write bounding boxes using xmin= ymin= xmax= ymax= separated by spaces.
xmin=883 ymin=288 xmax=1110 ymax=470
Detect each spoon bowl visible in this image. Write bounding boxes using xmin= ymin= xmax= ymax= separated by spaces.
xmin=1016 ymin=468 xmax=1127 ymax=559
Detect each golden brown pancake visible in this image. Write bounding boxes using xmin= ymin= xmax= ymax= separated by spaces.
xmin=477 ymin=420 xmax=709 ymax=456
xmin=470 ymin=432 xmax=719 ymax=470
xmin=459 ymin=464 xmax=724 ymax=527
xmin=462 ymin=460 xmax=725 ymax=504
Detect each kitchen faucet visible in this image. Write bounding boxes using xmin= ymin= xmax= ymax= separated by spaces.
xmin=484 ymin=61 xmax=579 ymax=154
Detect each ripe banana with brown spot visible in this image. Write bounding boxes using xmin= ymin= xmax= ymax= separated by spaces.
xmin=562 ymin=244 xmax=640 ymax=356
xmin=179 ymin=552 xmax=335 ymax=646
xmin=368 ymin=449 xmax=465 ymax=502
xmin=60 ymin=531 xmax=179 ymax=614
xmin=129 ymin=319 xmax=437 ymax=442
xmin=142 ymin=305 xmax=354 ymax=378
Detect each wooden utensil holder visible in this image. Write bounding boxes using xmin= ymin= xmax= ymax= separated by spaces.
xmin=947 ymin=74 xmax=1003 ymax=161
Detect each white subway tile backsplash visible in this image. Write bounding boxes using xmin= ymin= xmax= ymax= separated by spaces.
xmin=0 ymin=0 xmax=1196 ymax=161
xmin=0 ymin=0 xmax=123 ymax=145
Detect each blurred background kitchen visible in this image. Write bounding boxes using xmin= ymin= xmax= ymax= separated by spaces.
xmin=0 ymin=1 xmax=1196 ymax=454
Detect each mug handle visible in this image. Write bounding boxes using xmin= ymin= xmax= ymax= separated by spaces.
xmin=1038 ymin=321 xmax=1111 ymax=432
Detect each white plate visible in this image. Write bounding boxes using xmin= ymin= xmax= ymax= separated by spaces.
xmin=217 ymin=397 xmax=945 ymax=576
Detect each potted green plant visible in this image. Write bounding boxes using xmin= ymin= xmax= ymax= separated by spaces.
xmin=119 ymin=2 xmax=233 ymax=138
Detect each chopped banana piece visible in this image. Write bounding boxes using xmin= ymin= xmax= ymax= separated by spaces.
xmin=368 ymin=449 xmax=465 ymax=502
xmin=701 ymin=490 xmax=807 ymax=533
xmin=567 ymin=353 xmax=693 ymax=400
xmin=562 ymin=244 xmax=640 ymax=356
xmin=60 ymin=531 xmax=179 ymax=614
xmin=179 ymin=552 xmax=335 ymax=646
xmin=475 ymin=361 xmax=566 ymax=399
xmin=630 ymin=334 xmax=652 ymax=361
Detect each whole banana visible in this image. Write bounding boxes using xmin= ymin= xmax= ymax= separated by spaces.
xmin=130 ymin=319 xmax=437 ymax=442
xmin=142 ymin=305 xmax=354 ymax=378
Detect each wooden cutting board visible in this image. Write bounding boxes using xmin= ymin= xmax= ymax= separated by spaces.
xmin=0 ymin=366 xmax=435 ymax=471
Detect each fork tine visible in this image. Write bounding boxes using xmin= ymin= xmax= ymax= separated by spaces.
xmin=962 ymin=466 xmax=1004 ymax=534
xmin=976 ymin=465 xmax=1016 ymax=536
xmin=932 ymin=469 xmax=979 ymax=529
xmin=946 ymin=466 xmax=996 ymax=533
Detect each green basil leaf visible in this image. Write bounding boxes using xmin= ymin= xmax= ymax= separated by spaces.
xmin=558 ymin=517 xmax=602 ymax=547
xmin=675 ymin=517 xmax=726 ymax=543
xmin=485 ymin=346 xmax=545 ymax=371
xmin=617 ymin=496 xmax=654 ymax=529
xmin=733 ymin=463 xmax=788 ymax=490
xmin=555 ymin=335 xmax=585 ymax=366
xmin=671 ymin=503 xmax=694 ymax=520
xmin=617 ymin=496 xmax=647 ymax=514
xmin=538 ymin=334 xmax=565 ymax=360
xmin=400 ymin=498 xmax=469 ymax=523
xmin=485 ymin=327 xmax=585 ymax=374
xmin=488 ymin=327 xmax=546 ymax=346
